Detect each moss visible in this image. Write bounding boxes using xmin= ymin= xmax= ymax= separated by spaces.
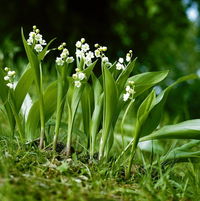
xmin=0 ymin=139 xmax=199 ymax=201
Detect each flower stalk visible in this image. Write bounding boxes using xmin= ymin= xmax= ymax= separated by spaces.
xmin=53 ymin=65 xmax=68 ymax=151
xmin=53 ymin=44 xmax=74 ymax=152
xmin=38 ymin=89 xmax=45 ymax=149
xmin=126 ymin=123 xmax=141 ymax=179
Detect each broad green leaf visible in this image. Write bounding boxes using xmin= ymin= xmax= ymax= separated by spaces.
xmin=161 ymin=140 xmax=200 ymax=163
xmin=0 ymin=68 xmax=9 ymax=102
xmin=99 ymin=65 xmax=118 ymax=158
xmin=21 ymin=28 xmax=41 ymax=90
xmin=105 ymin=126 xmax=115 ymax=158
xmin=70 ymin=60 xmax=97 ymax=114
xmin=119 ymin=99 xmax=135 ymax=149
xmin=129 ymin=90 xmax=156 ymax=150
xmin=91 ymin=72 xmax=103 ymax=106
xmin=108 ymin=62 xmax=117 ymax=75
xmin=138 ymin=140 xmax=165 ymax=154
xmin=14 ymin=67 xmax=34 ymax=112
xmin=140 ymin=119 xmax=200 ymax=142
xmin=54 ymin=61 xmax=71 ymax=149
xmin=90 ymin=94 xmax=103 ymax=152
xmin=90 ymin=73 xmax=103 ymax=139
xmin=129 ymin=70 xmax=169 ymax=98
xmin=137 ymin=90 xmax=156 ymax=125
xmin=83 ymin=60 xmax=97 ymax=78
xmin=41 ymin=81 xmax=57 ymax=121
xmin=68 ymin=61 xmax=97 ymax=118
xmin=89 ymin=73 xmax=103 ymax=157
xmin=81 ymin=84 xmax=92 ymax=139
xmin=171 ymin=140 xmax=200 ymax=151
xmin=105 ymin=60 xmax=136 ymax=136
xmin=114 ymin=70 xmax=169 ymax=126
xmin=162 ymin=151 xmax=200 ymax=164
xmin=54 ymin=63 xmax=69 ymax=136
xmin=116 ymin=58 xmax=137 ymax=93
xmin=26 ymin=81 xmax=57 ymax=140
xmin=171 ymin=74 xmax=198 ymax=87
xmin=139 ymin=74 xmax=198 ymax=137
xmin=38 ymin=38 xmax=56 ymax=61
xmin=127 ymin=90 xmax=157 ymax=177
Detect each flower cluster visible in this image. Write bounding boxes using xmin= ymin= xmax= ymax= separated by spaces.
xmin=116 ymin=58 xmax=125 ymax=70
xmin=75 ymin=38 xmax=94 ymax=67
xmin=94 ymin=44 xmax=107 ymax=58
xmin=94 ymin=44 xmax=112 ymax=67
xmin=27 ymin=25 xmax=47 ymax=53
xmin=3 ymin=67 xmax=16 ymax=89
xmin=123 ymin=81 xmax=135 ymax=101
xmin=72 ymin=68 xmax=86 ymax=88
xmin=126 ymin=50 xmax=133 ymax=62
xmin=116 ymin=50 xmax=133 ymax=71
xmin=56 ymin=43 xmax=74 ymax=66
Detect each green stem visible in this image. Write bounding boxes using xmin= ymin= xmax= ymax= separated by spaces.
xmin=89 ymin=94 xmax=103 ymax=160
xmin=53 ymin=72 xmax=64 ymax=152
xmin=98 ymin=64 xmax=107 ymax=160
xmin=37 ymin=62 xmax=46 ymax=149
xmin=90 ymin=141 xmax=95 ymax=160
xmin=104 ymin=127 xmax=114 ymax=159
xmin=53 ymin=65 xmax=68 ymax=152
xmin=126 ymin=124 xmax=141 ymax=179
xmin=65 ymin=101 xmax=80 ymax=157
xmin=39 ymin=90 xmax=45 ymax=149
xmin=90 ymin=123 xmax=97 ymax=159
xmin=99 ymin=137 xmax=105 ymax=160
xmin=115 ymin=138 xmax=134 ymax=164
xmin=120 ymin=100 xmax=135 ymax=149
xmin=65 ymin=84 xmax=84 ymax=157
xmin=66 ymin=115 xmax=73 ymax=157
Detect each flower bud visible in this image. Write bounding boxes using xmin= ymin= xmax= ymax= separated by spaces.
xmin=7 ymin=71 xmax=16 ymax=76
xmin=4 ymin=76 xmax=9 ymax=81
xmin=66 ymin=56 xmax=74 ymax=64
xmin=102 ymin=46 xmax=107 ymax=51
xmin=72 ymin=74 xmax=78 ymax=79
xmin=102 ymin=57 xmax=109 ymax=63
xmin=76 ymin=41 xmax=82 ymax=48
xmin=6 ymin=83 xmax=14 ymax=89
xmin=118 ymin=58 xmax=124 ymax=63
xmin=74 ymin=80 xmax=81 ymax=88
xmin=81 ymin=38 xmax=85 ymax=43
xmin=4 ymin=67 xmax=9 ymax=71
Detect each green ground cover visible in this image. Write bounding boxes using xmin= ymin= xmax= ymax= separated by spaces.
xmin=0 ymin=137 xmax=200 ymax=201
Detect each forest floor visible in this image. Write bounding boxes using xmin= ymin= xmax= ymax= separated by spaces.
xmin=0 ymin=138 xmax=200 ymax=201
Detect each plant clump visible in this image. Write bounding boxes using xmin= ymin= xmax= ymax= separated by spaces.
xmin=0 ymin=25 xmax=199 ymax=182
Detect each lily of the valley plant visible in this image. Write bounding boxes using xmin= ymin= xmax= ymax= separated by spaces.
xmin=0 ymin=26 xmax=200 ymax=179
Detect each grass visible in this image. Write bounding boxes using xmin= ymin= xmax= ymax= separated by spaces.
xmin=0 ymin=136 xmax=200 ymax=201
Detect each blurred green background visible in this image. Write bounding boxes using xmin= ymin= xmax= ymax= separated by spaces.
xmin=0 ymin=0 xmax=199 ymax=119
